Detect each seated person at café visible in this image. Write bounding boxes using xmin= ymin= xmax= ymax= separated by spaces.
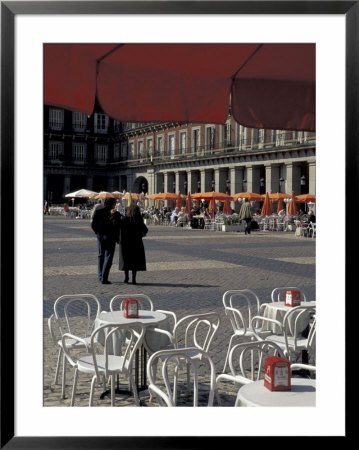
xmin=170 ymin=207 xmax=179 ymax=224
xmin=176 ymin=207 xmax=187 ymax=227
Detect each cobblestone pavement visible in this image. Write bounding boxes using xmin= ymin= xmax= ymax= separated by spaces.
xmin=43 ymin=216 xmax=315 ymax=407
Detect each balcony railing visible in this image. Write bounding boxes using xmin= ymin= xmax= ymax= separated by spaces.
xmin=44 ymin=135 xmax=315 ymax=166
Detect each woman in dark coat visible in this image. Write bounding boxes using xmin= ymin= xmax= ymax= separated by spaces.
xmin=118 ymin=204 xmax=148 ymax=284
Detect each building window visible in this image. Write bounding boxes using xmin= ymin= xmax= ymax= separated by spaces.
xmin=72 ymin=143 xmax=86 ymax=161
xmin=239 ymin=125 xmax=247 ymax=149
xmin=113 ymin=143 xmax=120 ymax=161
xmin=128 ymin=142 xmax=134 ymax=159
xmin=138 ymin=141 xmax=144 ymax=159
xmin=48 ymin=141 xmax=64 ymax=159
xmin=120 ymin=143 xmax=127 ymax=159
xmin=276 ymin=130 xmax=285 ymax=146
xmin=147 ymin=138 xmax=153 ymax=157
xmin=168 ymin=134 xmax=175 ymax=159
xmin=192 ymin=128 xmax=200 ymax=154
xmin=94 ymin=113 xmax=109 ymax=133
xmin=206 ymin=126 xmax=215 ymax=150
xmin=258 ymin=129 xmax=265 ymax=148
xmin=222 ymin=121 xmax=231 ymax=147
xmin=179 ymin=131 xmax=187 ymax=154
xmin=114 ymin=120 xmax=121 ymax=132
xmin=49 ymin=108 xmax=64 ymax=130
xmin=95 ymin=144 xmax=108 ymax=162
xmin=157 ymin=136 xmax=164 ymax=156
xmin=72 ymin=112 xmax=87 ymax=131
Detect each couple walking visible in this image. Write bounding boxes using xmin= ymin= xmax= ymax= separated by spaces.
xmin=91 ymin=198 xmax=148 ymax=285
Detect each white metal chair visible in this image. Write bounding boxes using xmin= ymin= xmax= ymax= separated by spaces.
xmin=147 ymin=348 xmax=217 ymax=406
xmin=62 ymin=322 xmax=145 ymax=406
xmin=149 ymin=312 xmax=220 ymax=397
xmin=308 ymin=222 xmax=316 ymax=238
xmin=271 ymin=286 xmax=308 ymax=302
xmin=110 ymin=293 xmax=154 ymax=311
xmin=222 ymin=289 xmax=271 ymax=372
xmin=203 ymin=218 xmax=215 ymax=231
xmin=290 ymin=363 xmax=316 ymax=377
xmin=251 ymin=305 xmax=316 ymax=363
xmin=216 ymin=340 xmax=285 ymax=406
xmin=48 ymin=294 xmax=101 ymax=398
xmin=214 ymin=214 xmax=225 ymax=231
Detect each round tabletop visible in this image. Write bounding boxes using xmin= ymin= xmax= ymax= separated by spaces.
xmin=262 ymin=301 xmax=316 ymax=334
xmin=98 ymin=309 xmax=167 ymax=326
xmin=235 ymin=378 xmax=316 ymax=407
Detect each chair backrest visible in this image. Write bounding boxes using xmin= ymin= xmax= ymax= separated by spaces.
xmin=271 ymin=287 xmax=308 ymax=303
xmin=222 ymin=289 xmax=261 ymax=335
xmin=62 ymin=322 xmax=145 ymax=379
xmin=281 ymin=305 xmax=316 ymax=355
xmin=172 ymin=312 xmax=220 ymax=353
xmin=53 ymin=294 xmax=101 ymax=338
xmin=228 ymin=340 xmax=285 ymax=383
xmin=147 ymin=348 xmax=216 ymax=406
xmin=110 ymin=294 xmax=154 ymax=311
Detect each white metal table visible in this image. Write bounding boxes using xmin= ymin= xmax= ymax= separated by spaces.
xmin=235 ymin=378 xmax=316 ymax=407
xmin=94 ymin=310 xmax=169 ymax=400
xmin=261 ymin=301 xmax=316 ymax=334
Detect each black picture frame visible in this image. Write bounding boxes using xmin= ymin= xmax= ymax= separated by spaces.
xmin=1 ymin=1 xmax=353 ymax=447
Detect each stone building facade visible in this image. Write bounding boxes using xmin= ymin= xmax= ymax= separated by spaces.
xmin=44 ymin=106 xmax=316 ymax=206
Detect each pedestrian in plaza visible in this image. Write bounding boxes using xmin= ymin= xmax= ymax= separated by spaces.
xmin=239 ymin=197 xmax=253 ymax=235
xmin=117 ymin=204 xmax=148 ymax=285
xmin=91 ymin=197 xmax=120 ymax=284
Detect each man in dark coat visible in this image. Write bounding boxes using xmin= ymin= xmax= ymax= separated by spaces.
xmin=91 ymin=197 xmax=119 ymax=284
xmin=238 ymin=197 xmax=253 ymax=235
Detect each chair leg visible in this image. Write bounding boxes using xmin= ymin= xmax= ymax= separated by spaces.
xmin=129 ymin=374 xmax=141 ymax=406
xmin=61 ymin=352 xmax=67 ymax=399
xmin=54 ymin=347 xmax=62 ymax=385
xmin=89 ymin=375 xmax=97 ymax=407
xmin=70 ymin=368 xmax=78 ymax=407
xmin=223 ymin=335 xmax=235 ymax=372
xmin=111 ymin=375 xmax=115 ymax=407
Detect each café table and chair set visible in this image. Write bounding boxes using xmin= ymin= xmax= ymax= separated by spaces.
xmin=48 ymin=286 xmax=316 ymax=407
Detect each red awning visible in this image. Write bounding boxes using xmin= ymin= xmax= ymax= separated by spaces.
xmin=44 ymin=43 xmax=315 ymax=131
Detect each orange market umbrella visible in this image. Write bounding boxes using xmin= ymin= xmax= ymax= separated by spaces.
xmin=295 ymin=194 xmax=316 ymax=203
xmin=222 ymin=199 xmax=232 ymax=214
xmin=232 ymin=192 xmax=262 ymax=202
xmin=176 ymin=192 xmax=183 ymax=209
xmin=277 ymin=198 xmax=284 ymax=213
xmin=287 ymin=191 xmax=297 ymax=215
xmin=185 ymin=192 xmax=192 ymax=214
xmin=192 ymin=191 xmax=233 ymax=201
xmin=208 ymin=199 xmax=217 ymax=213
xmin=111 ymin=191 xmax=123 ymax=198
xmin=263 ymin=192 xmax=292 ymax=201
xmin=261 ymin=192 xmax=273 ymax=216
xmin=95 ymin=191 xmax=115 ymax=199
xmin=146 ymin=192 xmax=181 ymax=201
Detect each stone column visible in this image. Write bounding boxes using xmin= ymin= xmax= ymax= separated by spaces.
xmin=246 ymin=166 xmax=254 ymax=193
xmin=285 ymin=163 xmax=296 ymax=194
xmin=174 ymin=171 xmax=180 ymax=193
xmin=230 ymin=166 xmax=243 ymax=211
xmin=308 ymin=161 xmax=316 ymax=194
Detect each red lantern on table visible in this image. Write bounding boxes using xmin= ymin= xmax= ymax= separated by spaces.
xmin=123 ymin=297 xmax=139 ymax=318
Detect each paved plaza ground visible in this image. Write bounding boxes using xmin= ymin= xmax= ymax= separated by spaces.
xmin=43 ymin=216 xmax=315 ymax=407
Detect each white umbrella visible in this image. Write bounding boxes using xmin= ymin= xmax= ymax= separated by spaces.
xmin=65 ymin=189 xmax=98 ymax=198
